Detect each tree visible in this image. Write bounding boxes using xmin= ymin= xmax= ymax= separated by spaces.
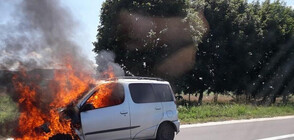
xmin=94 ymin=0 xmax=207 ymax=98
xmin=93 ymin=0 xmax=206 ymax=82
xmin=94 ymin=0 xmax=294 ymax=105
xmin=180 ymin=0 xmax=294 ymax=105
xmin=247 ymin=0 xmax=294 ymax=104
xmin=180 ymin=0 xmax=262 ymax=104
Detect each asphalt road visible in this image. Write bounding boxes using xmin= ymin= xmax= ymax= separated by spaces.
xmin=175 ymin=116 xmax=294 ymax=140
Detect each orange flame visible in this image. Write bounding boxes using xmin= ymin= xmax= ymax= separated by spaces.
xmin=12 ymin=59 xmax=117 ymax=139
xmin=86 ymin=66 xmax=121 ymax=109
xmin=86 ymin=83 xmax=115 ymax=109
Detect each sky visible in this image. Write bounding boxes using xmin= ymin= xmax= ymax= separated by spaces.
xmin=60 ymin=0 xmax=105 ymax=63
xmin=0 ymin=0 xmax=105 ymax=63
xmin=1 ymin=0 xmax=293 ymax=63
xmin=248 ymin=0 xmax=294 ymax=6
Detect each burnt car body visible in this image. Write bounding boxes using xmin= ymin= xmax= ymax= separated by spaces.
xmin=51 ymin=77 xmax=180 ymax=140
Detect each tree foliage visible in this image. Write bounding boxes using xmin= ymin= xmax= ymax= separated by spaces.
xmin=94 ymin=0 xmax=294 ymax=105
xmin=181 ymin=0 xmax=294 ymax=104
xmin=94 ymin=0 xmax=206 ymax=81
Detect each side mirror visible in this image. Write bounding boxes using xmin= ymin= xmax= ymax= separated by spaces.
xmin=80 ymin=103 xmax=95 ymax=112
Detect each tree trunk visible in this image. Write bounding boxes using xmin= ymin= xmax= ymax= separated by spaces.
xmin=282 ymin=94 xmax=288 ymax=104
xmin=252 ymin=93 xmax=257 ymax=105
xmin=188 ymin=93 xmax=191 ymax=106
xmin=213 ymin=93 xmax=218 ymax=103
xmin=260 ymin=95 xmax=268 ymax=105
xmin=246 ymin=93 xmax=251 ymax=104
xmin=271 ymin=95 xmax=277 ymax=104
xmin=198 ymin=92 xmax=203 ymax=105
xmin=236 ymin=94 xmax=240 ymax=103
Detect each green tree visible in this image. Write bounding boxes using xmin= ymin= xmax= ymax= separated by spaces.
xmin=94 ymin=0 xmax=207 ymax=97
xmin=247 ymin=0 xmax=294 ymax=104
xmin=94 ymin=0 xmax=294 ymax=105
xmin=181 ymin=0 xmax=262 ymax=104
xmin=93 ymin=0 xmax=206 ymax=80
xmin=187 ymin=0 xmax=294 ymax=105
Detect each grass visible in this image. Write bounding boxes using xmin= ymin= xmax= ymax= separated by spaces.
xmin=0 ymin=93 xmax=19 ymax=137
xmin=178 ymin=103 xmax=294 ymax=124
xmin=0 ymin=94 xmax=18 ymax=124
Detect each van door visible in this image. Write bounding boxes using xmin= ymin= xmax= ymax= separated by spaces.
xmin=80 ymin=83 xmax=130 ymax=140
xmin=153 ymin=84 xmax=177 ymax=121
xmin=128 ymin=83 xmax=164 ymax=139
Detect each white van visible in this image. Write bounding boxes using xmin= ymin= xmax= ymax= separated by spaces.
xmin=50 ymin=77 xmax=180 ymax=140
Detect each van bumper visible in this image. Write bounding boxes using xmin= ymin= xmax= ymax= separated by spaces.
xmin=173 ymin=120 xmax=180 ymax=134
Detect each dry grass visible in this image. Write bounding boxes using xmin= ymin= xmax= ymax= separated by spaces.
xmin=181 ymin=94 xmax=233 ymax=103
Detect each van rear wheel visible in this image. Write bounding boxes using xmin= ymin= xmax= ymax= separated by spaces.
xmin=156 ymin=123 xmax=175 ymax=140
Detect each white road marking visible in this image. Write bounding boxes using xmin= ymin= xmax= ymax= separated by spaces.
xmin=180 ymin=115 xmax=294 ymax=129
xmin=256 ymin=134 xmax=294 ymax=140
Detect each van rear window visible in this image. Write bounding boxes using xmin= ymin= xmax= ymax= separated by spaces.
xmin=129 ymin=83 xmax=160 ymax=103
xmin=153 ymin=84 xmax=174 ymax=102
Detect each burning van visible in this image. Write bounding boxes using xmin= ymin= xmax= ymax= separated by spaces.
xmin=49 ymin=77 xmax=180 ymax=140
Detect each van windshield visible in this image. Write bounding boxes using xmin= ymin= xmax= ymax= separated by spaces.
xmin=78 ymin=82 xmax=124 ymax=109
xmin=85 ymin=83 xmax=124 ymax=109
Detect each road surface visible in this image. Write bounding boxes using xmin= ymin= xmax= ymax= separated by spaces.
xmin=175 ymin=116 xmax=294 ymax=140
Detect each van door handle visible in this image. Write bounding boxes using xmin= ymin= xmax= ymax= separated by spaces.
xmin=120 ymin=111 xmax=128 ymax=115
xmin=155 ymin=107 xmax=161 ymax=110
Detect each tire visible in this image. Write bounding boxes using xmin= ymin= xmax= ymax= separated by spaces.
xmin=156 ymin=123 xmax=175 ymax=140
xmin=49 ymin=134 xmax=73 ymax=140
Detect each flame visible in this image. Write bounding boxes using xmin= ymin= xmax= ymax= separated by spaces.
xmin=12 ymin=58 xmax=117 ymax=139
xmin=86 ymin=66 xmax=121 ymax=110
xmin=86 ymin=83 xmax=116 ymax=109
xmin=100 ymin=65 xmax=116 ymax=79
xmin=13 ymin=73 xmax=47 ymax=139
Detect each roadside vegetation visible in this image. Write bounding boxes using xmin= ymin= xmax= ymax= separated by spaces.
xmin=178 ymin=103 xmax=294 ymax=124
xmin=177 ymin=94 xmax=294 ymax=124
xmin=0 ymin=93 xmax=19 ymax=137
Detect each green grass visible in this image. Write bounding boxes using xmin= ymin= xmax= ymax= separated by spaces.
xmin=178 ymin=103 xmax=294 ymax=124
xmin=0 ymin=94 xmax=18 ymax=124
xmin=0 ymin=94 xmax=19 ymax=137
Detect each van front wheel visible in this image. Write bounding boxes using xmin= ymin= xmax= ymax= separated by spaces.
xmin=49 ymin=134 xmax=73 ymax=140
xmin=156 ymin=123 xmax=175 ymax=140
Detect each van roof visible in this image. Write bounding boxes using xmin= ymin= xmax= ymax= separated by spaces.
xmin=109 ymin=76 xmax=163 ymax=81
xmin=99 ymin=76 xmax=169 ymax=84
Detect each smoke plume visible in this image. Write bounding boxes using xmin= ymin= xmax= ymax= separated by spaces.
xmin=0 ymin=0 xmax=124 ymax=138
xmin=96 ymin=51 xmax=125 ymax=78
xmin=0 ymin=0 xmax=93 ymax=72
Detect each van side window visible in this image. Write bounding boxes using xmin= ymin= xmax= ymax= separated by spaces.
xmin=129 ymin=83 xmax=159 ymax=103
xmin=153 ymin=84 xmax=174 ymax=102
xmin=85 ymin=83 xmax=124 ymax=109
